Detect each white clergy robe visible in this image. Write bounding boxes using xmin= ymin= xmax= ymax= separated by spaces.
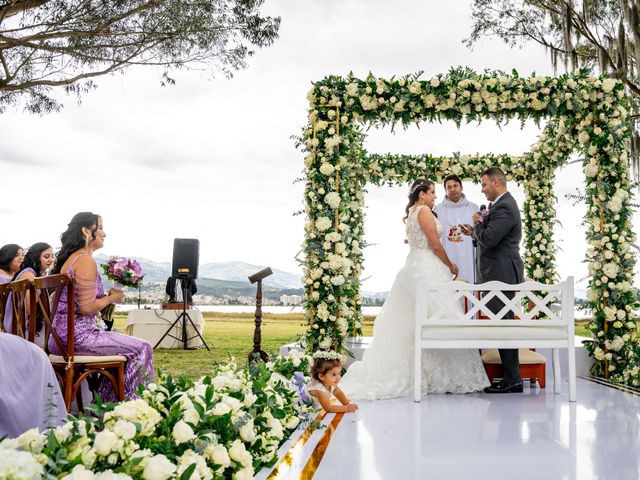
xmin=434 ymin=194 xmax=479 ymax=283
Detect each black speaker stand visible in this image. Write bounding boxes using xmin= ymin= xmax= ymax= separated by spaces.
xmin=154 ymin=279 xmax=210 ymax=351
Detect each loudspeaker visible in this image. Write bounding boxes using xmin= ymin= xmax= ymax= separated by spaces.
xmin=172 ymin=238 xmax=199 ymax=279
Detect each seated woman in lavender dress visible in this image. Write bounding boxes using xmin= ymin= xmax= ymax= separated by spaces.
xmin=0 ymin=333 xmax=67 ymax=436
xmin=49 ymin=212 xmax=154 ymax=402
xmin=12 ymin=242 xmax=54 ymax=348
xmin=0 ymin=244 xmax=25 ymax=334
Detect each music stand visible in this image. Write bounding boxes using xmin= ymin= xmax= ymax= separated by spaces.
xmin=154 ymin=276 xmax=210 ymax=350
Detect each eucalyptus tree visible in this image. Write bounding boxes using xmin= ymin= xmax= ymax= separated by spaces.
xmin=0 ymin=0 xmax=280 ymax=113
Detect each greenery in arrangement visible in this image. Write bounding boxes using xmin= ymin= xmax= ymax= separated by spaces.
xmin=466 ymin=0 xmax=640 ymax=173
xmin=299 ymin=66 xmax=639 ymax=386
xmin=0 ymin=0 xmax=280 ymax=114
xmin=0 ymin=352 xmax=315 ymax=480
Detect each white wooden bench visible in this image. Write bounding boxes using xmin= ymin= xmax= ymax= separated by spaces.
xmin=414 ymin=277 xmax=576 ymax=402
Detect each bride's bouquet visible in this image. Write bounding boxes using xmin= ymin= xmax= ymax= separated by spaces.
xmin=100 ymin=256 xmax=145 ymax=289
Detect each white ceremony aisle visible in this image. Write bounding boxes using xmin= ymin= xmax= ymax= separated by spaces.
xmin=260 ymin=377 xmax=640 ymax=480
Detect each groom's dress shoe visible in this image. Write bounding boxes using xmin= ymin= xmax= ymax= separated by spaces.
xmin=483 ymin=381 xmax=523 ymax=394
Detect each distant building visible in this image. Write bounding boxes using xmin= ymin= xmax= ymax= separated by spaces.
xmin=280 ymin=294 xmax=302 ymax=306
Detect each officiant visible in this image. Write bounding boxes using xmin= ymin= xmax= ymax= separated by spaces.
xmin=434 ymin=174 xmax=478 ymax=283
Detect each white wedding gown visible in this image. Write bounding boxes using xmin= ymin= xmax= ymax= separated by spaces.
xmin=341 ymin=205 xmax=490 ymax=400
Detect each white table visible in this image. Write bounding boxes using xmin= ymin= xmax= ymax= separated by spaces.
xmin=125 ymin=309 xmax=205 ymax=349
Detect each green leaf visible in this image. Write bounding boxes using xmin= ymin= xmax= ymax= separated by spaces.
xmin=180 ymin=463 xmax=197 ymax=480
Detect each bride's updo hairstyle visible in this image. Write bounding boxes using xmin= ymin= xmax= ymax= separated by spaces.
xmin=403 ymin=179 xmax=435 ymax=222
xmin=52 ymin=212 xmax=101 ymax=274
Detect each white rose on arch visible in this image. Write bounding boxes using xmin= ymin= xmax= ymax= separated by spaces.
xmin=319 ymin=163 xmax=335 ymax=176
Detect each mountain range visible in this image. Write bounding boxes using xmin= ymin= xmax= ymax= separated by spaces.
xmin=96 ymin=255 xmax=302 ymax=289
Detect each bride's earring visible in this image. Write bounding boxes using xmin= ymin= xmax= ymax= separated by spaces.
xmin=85 ymin=235 xmax=90 ymax=248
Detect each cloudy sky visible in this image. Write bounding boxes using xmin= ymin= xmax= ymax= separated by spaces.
xmin=1 ymin=1 xmax=637 ymax=291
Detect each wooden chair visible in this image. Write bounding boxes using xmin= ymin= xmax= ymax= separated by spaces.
xmin=9 ymin=279 xmax=36 ymax=342
xmin=33 ymin=274 xmax=126 ymax=412
xmin=0 ymin=281 xmax=10 ymax=333
xmin=464 ymin=289 xmax=547 ymax=387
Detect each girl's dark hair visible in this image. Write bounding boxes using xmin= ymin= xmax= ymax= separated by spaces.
xmin=0 ymin=244 xmax=23 ymax=272
xmin=13 ymin=242 xmax=52 ymax=280
xmin=14 ymin=242 xmax=52 ymax=333
xmin=310 ymin=357 xmax=342 ymax=381
xmin=403 ymin=179 xmax=435 ymax=222
xmin=52 ymin=212 xmax=100 ymax=274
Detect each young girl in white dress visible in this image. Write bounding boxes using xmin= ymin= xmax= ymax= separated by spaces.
xmin=307 ymin=351 xmax=359 ymax=413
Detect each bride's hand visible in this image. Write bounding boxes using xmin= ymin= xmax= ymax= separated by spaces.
xmin=450 ymin=264 xmax=459 ymax=278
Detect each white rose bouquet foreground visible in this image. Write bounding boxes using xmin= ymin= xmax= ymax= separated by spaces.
xmin=0 ymin=351 xmax=316 ymax=479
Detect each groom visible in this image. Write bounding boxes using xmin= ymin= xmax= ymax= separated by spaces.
xmin=461 ymin=167 xmax=525 ymax=393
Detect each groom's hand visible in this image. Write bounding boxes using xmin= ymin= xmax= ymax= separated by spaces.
xmin=460 ymin=224 xmax=474 ymax=236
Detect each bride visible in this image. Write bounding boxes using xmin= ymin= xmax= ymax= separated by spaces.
xmin=341 ymin=179 xmax=490 ymax=400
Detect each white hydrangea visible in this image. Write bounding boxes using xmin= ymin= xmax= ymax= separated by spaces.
xmin=605 ymin=336 xmax=625 ymax=352
xmin=325 ymin=192 xmax=341 ymax=209
xmin=105 ymin=400 xmax=162 ymax=437
xmin=315 ymin=217 xmax=332 ymax=232
xmin=316 ymin=302 xmax=330 ymax=321
xmin=0 ymin=447 xmax=44 ymax=480
xmin=604 ymin=306 xmax=617 ymax=322
xmin=584 ymin=162 xmax=599 ymax=177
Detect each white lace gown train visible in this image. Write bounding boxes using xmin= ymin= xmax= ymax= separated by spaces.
xmin=341 ymin=206 xmax=489 ymax=400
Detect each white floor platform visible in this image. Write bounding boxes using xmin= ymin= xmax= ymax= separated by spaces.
xmin=259 ymin=377 xmax=640 ymax=480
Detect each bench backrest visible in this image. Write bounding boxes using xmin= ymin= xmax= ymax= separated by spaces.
xmin=416 ymin=277 xmax=574 ymax=327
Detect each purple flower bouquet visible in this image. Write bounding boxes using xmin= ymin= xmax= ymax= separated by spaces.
xmin=100 ymin=256 xmax=145 ymax=288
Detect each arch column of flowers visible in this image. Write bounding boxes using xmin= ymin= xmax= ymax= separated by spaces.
xmin=300 ymin=68 xmax=638 ymax=386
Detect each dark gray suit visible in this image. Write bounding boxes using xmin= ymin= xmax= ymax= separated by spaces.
xmin=473 ymin=191 xmax=524 ymax=383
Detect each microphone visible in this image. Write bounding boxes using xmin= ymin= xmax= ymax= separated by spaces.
xmin=480 ymin=204 xmax=486 ymax=212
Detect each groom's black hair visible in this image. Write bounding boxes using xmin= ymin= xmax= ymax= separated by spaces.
xmin=443 ymin=174 xmax=462 ymax=188
xmin=482 ymin=167 xmax=507 ymax=184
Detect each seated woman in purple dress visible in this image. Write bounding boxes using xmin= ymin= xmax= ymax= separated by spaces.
xmin=12 ymin=242 xmax=54 ymax=348
xmin=49 ymin=212 xmax=154 ymax=402
xmin=0 ymin=333 xmax=67 ymax=436
xmin=0 ymin=244 xmax=25 ymax=333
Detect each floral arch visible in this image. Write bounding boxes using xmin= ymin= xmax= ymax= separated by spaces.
xmin=300 ymin=67 xmax=639 ymax=385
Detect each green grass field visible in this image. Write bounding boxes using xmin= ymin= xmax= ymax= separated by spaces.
xmin=115 ymin=312 xmax=591 ymax=379
xmin=114 ymin=312 xmax=374 ymax=379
